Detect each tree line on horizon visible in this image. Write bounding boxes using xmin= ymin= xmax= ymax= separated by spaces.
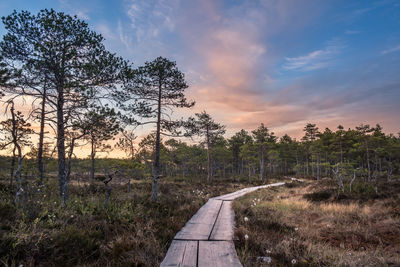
xmin=115 ymin=122 xmax=400 ymax=188
xmin=0 ymin=9 xmax=399 ymax=207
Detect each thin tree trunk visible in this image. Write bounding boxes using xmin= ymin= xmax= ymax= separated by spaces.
xmin=10 ymin=146 xmax=16 ymax=186
xmin=9 ymin=102 xmax=23 ymax=204
xmin=366 ymin=139 xmax=371 ymax=181
xmin=57 ymin=85 xmax=67 ymax=206
xmin=285 ymin=159 xmax=287 ymax=175
xmin=325 ymin=152 xmax=328 ymax=177
xmin=317 ymin=153 xmax=321 ymax=180
xmin=311 ymin=153 xmax=315 ymax=177
xmin=152 ymin=80 xmax=162 ymax=202
xmin=269 ymin=160 xmax=273 ymax=176
xmin=248 ymin=162 xmax=251 ymax=182
xmin=90 ymin=137 xmax=95 ymax=182
xmin=14 ymin=147 xmax=23 ymax=204
xmin=206 ymin=127 xmax=211 ymax=183
xmin=340 ymin=138 xmax=343 ymax=163
xmin=103 ymin=174 xmax=112 ymax=209
xmin=306 ymin=151 xmax=309 ymax=176
xmin=349 ymin=171 xmax=356 ymax=193
xmin=38 ymin=84 xmax=46 ymax=185
xmin=259 ymin=148 xmax=264 ymax=180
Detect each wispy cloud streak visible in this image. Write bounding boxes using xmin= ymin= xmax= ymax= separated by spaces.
xmin=381 ymin=45 xmax=400 ymax=55
xmin=283 ymin=41 xmax=343 ymax=71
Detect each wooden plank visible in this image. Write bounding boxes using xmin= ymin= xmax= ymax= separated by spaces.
xmin=175 ymin=199 xmax=222 ymax=240
xmin=215 ymin=182 xmax=285 ymax=200
xmin=160 ymin=240 xmax=197 ymax=267
xmin=215 ymin=188 xmax=255 ymax=200
xmin=161 ymin=182 xmax=286 ymax=266
xmin=209 ymin=201 xmax=234 ymax=241
xmin=198 ymin=241 xmax=242 ymax=267
xmin=259 ymin=182 xmax=285 ymax=188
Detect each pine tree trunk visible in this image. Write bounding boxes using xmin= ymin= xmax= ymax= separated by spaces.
xmin=317 ymin=153 xmax=321 ymax=180
xmin=248 ymin=162 xmax=251 ymax=182
xmin=10 ymin=146 xmax=16 ymax=186
xmin=259 ymin=148 xmax=265 ymax=180
xmin=57 ymin=86 xmax=67 ymax=206
xmin=152 ymin=81 xmax=162 ymax=202
xmin=38 ymin=85 xmax=46 ymax=185
xmin=90 ymin=137 xmax=95 ymax=182
xmin=340 ymin=138 xmax=343 ymax=163
xmin=269 ymin=160 xmax=273 ymax=176
xmin=14 ymin=145 xmax=23 ymax=205
xmin=285 ymin=159 xmax=287 ymax=175
xmin=366 ymin=139 xmax=371 ymax=181
xmin=325 ymin=152 xmax=328 ymax=177
xmin=306 ymin=151 xmax=309 ymax=176
xmin=10 ymin=103 xmax=23 ymax=204
xmin=206 ymin=127 xmax=211 ymax=183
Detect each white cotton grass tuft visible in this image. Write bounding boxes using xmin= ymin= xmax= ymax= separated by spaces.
xmin=291 ymin=259 xmax=297 ymax=264
xmin=244 ymin=234 xmax=249 ymax=240
xmin=257 ymin=256 xmax=271 ymax=264
xmin=244 ymin=217 xmax=249 ymax=222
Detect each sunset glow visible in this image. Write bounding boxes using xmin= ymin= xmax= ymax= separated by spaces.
xmin=1 ymin=0 xmax=399 ymax=158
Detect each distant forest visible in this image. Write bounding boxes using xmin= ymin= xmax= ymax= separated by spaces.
xmin=0 ymin=9 xmax=399 ymax=206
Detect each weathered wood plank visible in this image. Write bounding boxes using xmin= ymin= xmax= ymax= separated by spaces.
xmin=215 ymin=182 xmax=285 ymax=200
xmin=209 ymin=201 xmax=234 ymax=241
xmin=160 ymin=240 xmax=197 ymax=267
xmin=175 ymin=199 xmax=223 ymax=240
xmin=198 ymin=241 xmax=242 ymax=267
xmin=161 ymin=182 xmax=286 ymax=266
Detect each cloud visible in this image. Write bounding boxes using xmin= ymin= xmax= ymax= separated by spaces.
xmin=58 ymin=0 xmax=90 ymax=21
xmin=231 ymin=105 xmax=310 ymax=129
xmin=96 ymin=23 xmax=116 ymax=40
xmin=381 ymin=45 xmax=400 ymax=55
xmin=283 ymin=41 xmax=343 ymax=71
xmin=125 ymin=0 xmax=178 ymax=42
xmin=109 ymin=0 xmax=400 ymax=139
xmin=175 ymin=0 xmax=270 ymax=115
xmin=75 ymin=10 xmax=89 ymax=20
xmin=117 ymin=20 xmax=133 ymax=50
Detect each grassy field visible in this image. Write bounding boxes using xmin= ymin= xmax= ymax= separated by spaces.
xmin=233 ymin=179 xmax=400 ymax=266
xmin=2 ymin=175 xmax=399 ymax=266
xmin=0 ymin=175 xmax=259 ymax=266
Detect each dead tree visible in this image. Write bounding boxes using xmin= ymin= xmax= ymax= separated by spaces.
xmin=349 ymin=171 xmax=356 ymax=193
xmin=9 ymin=102 xmax=25 ymax=204
xmin=333 ymin=165 xmax=344 ymax=193
xmin=103 ymin=169 xmax=117 ymax=209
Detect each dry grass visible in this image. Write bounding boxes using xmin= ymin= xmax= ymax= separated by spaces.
xmin=0 ymin=176 xmax=252 ymax=266
xmin=233 ymin=180 xmax=400 ymax=266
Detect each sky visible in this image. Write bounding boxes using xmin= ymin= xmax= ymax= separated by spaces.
xmin=0 ymin=0 xmax=400 ymax=157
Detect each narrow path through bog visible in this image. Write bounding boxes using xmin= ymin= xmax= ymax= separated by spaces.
xmin=160 ymin=182 xmax=285 ymax=267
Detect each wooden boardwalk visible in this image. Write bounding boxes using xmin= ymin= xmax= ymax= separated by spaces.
xmin=161 ymin=182 xmax=285 ymax=267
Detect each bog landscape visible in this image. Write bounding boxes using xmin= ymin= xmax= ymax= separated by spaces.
xmin=0 ymin=1 xmax=399 ymax=266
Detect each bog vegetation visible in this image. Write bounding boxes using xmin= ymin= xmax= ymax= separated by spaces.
xmin=233 ymin=180 xmax=400 ymax=266
xmin=0 ymin=9 xmax=399 ymax=266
